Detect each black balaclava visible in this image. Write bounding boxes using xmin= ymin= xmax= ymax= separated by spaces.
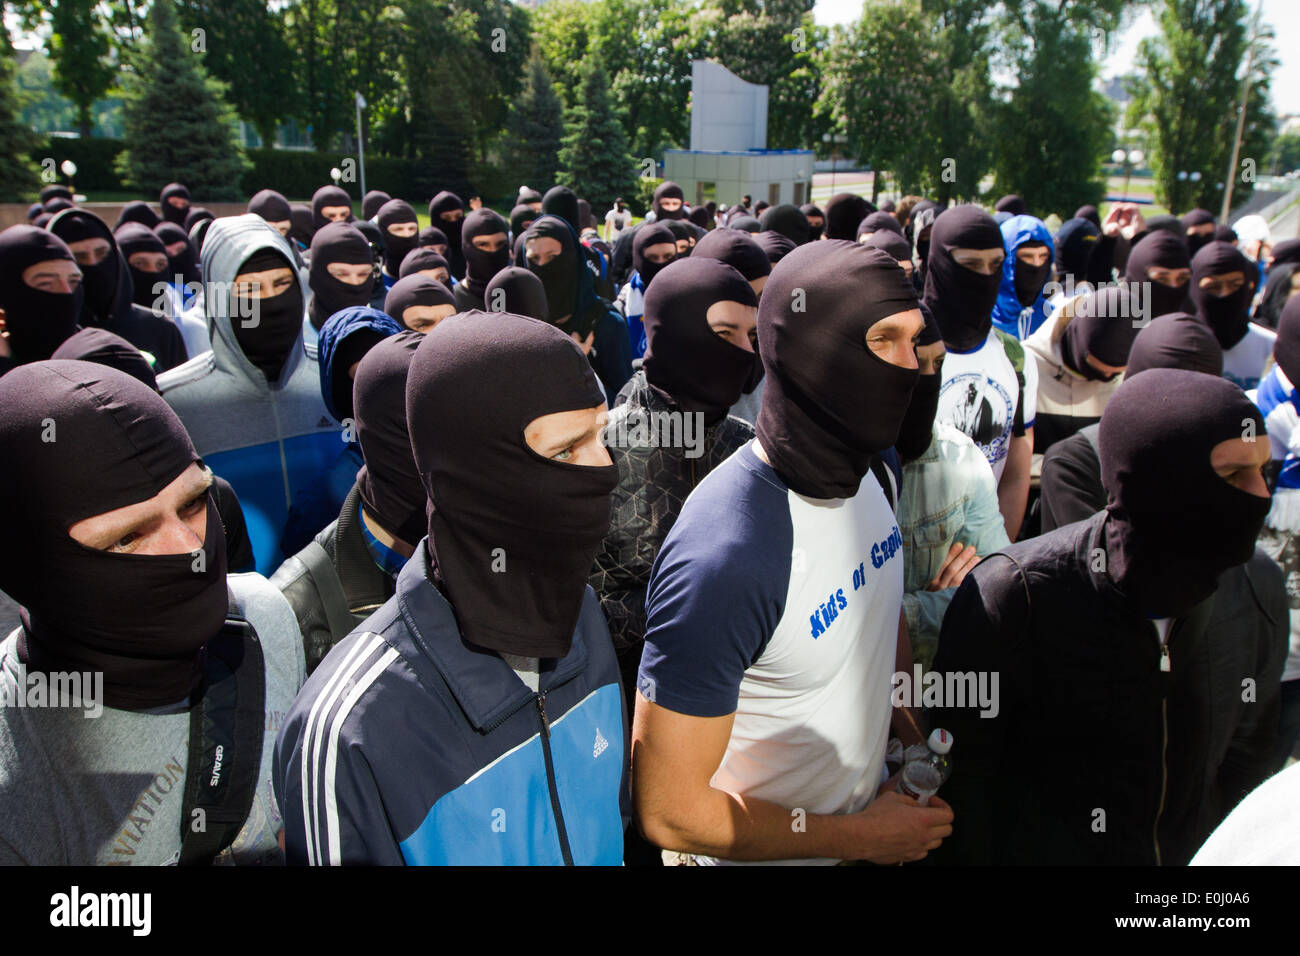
xmin=1054 ymin=217 xmax=1101 ymax=286
xmin=632 ymin=223 xmax=677 ymax=286
xmin=1214 ymin=225 xmax=1238 ymax=243
xmin=518 ymin=187 xmax=543 ymax=207
xmin=52 ymin=327 xmax=158 ymax=390
xmin=0 ymin=225 xmax=82 ymax=364
xmin=858 ymin=211 xmax=904 ymax=240
xmin=312 ymin=185 xmax=355 ymax=231
xmin=1145 ymin=214 xmax=1185 ymax=241
xmin=755 ymin=240 xmax=919 ymax=498
xmin=352 ymin=219 xmax=386 ymax=291
xmin=1124 ymin=231 xmax=1192 ymax=321
xmin=754 ymin=230 xmax=796 ymax=264
xmin=923 ymin=204 xmax=1004 ymax=352
xmin=863 ymin=229 xmax=913 ymax=263
xmin=729 ymin=215 xmax=761 ymax=234
xmin=906 ymin=199 xmax=939 ymax=246
xmin=0 ymin=361 xmax=228 ymax=710
xmin=44 ymin=197 xmax=74 ymax=214
xmin=664 ymin=218 xmax=694 ymax=253
xmin=376 ymin=199 xmax=420 ymax=277
xmin=26 ymin=202 xmax=43 ymax=221
xmin=308 ymin=222 xmax=376 ymax=331
xmin=542 ymin=185 xmax=580 ymax=232
xmin=652 ymin=181 xmax=686 ymax=221
xmin=355 ymin=331 xmax=428 ymax=546
xmin=289 ymin=204 xmax=316 ymax=246
xmin=32 ymin=213 xmax=53 ymax=229
xmin=484 ymin=266 xmax=548 ymax=321
xmin=1100 ymin=368 xmax=1269 ymax=617
xmin=1060 ymin=286 xmax=1141 ymax=381
xmin=248 ymin=189 xmax=292 ymax=226
xmin=760 ymin=204 xmax=811 ymax=245
xmin=362 ymin=190 xmax=393 ymax=221
xmin=688 ymin=206 xmax=711 ymax=229
xmin=801 ymin=203 xmax=825 ymax=241
xmin=1272 ymin=239 xmax=1300 ymax=269
xmin=48 ymin=208 xmax=130 ymax=330
xmin=1124 ymin=312 xmax=1224 ymax=379
xmin=691 ymin=228 xmax=771 ymax=282
xmin=517 ymin=214 xmax=599 ymax=337
xmin=1274 ymin=294 xmax=1300 ymax=387
xmin=1075 ymin=205 xmax=1102 ymax=229
xmin=115 ymin=222 xmax=170 ymax=310
xmin=114 ymin=200 xmax=160 ymax=231
xmin=1181 ymin=208 xmax=1217 ymax=257
xmin=642 ymin=257 xmax=759 ymax=423
xmin=509 ymin=204 xmax=536 ymax=240
xmin=896 ymin=302 xmax=943 ymax=462
xmin=577 ymin=199 xmax=596 ymax=231
xmin=994 ymin=194 xmax=1027 ymax=217
xmin=418 ymin=225 xmax=449 ymax=251
xmin=1190 ymin=240 xmax=1257 ymax=351
xmin=154 ymin=222 xmax=201 ymax=289
xmin=1013 ymin=240 xmax=1052 ymax=308
xmin=384 ymin=274 xmax=456 ymax=330
xmin=428 ymin=191 xmax=466 ymax=278
xmin=824 ymin=193 xmax=875 ymax=241
xmin=40 ymin=184 xmax=73 ymax=205
xmin=232 ymin=247 xmax=304 ymax=383
xmin=406 ymin=311 xmax=618 ymax=658
xmin=460 ymin=208 xmax=510 ymax=297
xmin=754 ymin=201 xmax=770 ymax=218
xmin=190 ymin=218 xmax=214 ymax=255
xmin=159 ymin=182 xmax=191 ymax=226
xmin=399 ymin=247 xmax=450 ymax=280
xmin=183 ymin=207 xmax=214 ymax=233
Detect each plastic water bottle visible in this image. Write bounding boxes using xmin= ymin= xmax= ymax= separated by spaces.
xmin=898 ymin=728 xmax=953 ymax=807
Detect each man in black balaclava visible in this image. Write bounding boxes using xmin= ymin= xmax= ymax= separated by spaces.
xmin=0 ymin=359 xmax=305 ymax=865
xmin=114 ymin=222 xmax=172 ymax=311
xmin=25 ymin=203 xmax=44 ymax=221
xmin=651 ymin=181 xmax=685 ymax=221
xmin=0 ymin=225 xmax=82 ymax=375
xmin=1053 ymin=216 xmax=1101 ymax=293
xmin=375 ymin=199 xmax=420 ymax=285
xmin=994 ymin=194 xmax=1027 ymax=217
xmin=398 ymin=247 xmax=451 ymax=285
xmin=542 ymin=185 xmax=580 ymax=232
xmin=664 ymin=219 xmax=693 ymax=255
xmin=1124 ymin=230 xmax=1193 ymax=322
xmin=509 ymin=204 xmax=536 ymax=242
xmin=418 ymin=225 xmax=449 ymax=256
xmin=248 ymin=189 xmax=293 ymax=237
xmin=824 ymin=192 xmax=875 ymax=241
xmin=307 ymin=222 xmax=377 ymax=331
xmin=932 ymin=367 xmax=1281 ymax=865
xmin=384 ymin=274 xmax=457 ymax=334
xmin=114 ymin=200 xmax=161 ymax=231
xmin=517 ymin=186 xmax=543 ymax=211
xmin=159 ymin=182 xmax=191 ymax=226
xmin=351 ymin=219 xmax=387 ymax=305
xmin=47 ymin=209 xmax=188 ymax=372
xmin=858 ymin=211 xmax=905 ymax=242
xmin=862 ymin=230 xmax=916 ymax=278
xmin=629 ymin=222 xmax=676 ymax=287
xmin=728 ymin=215 xmax=760 ymax=233
xmin=184 ymin=207 xmax=214 ymax=233
xmin=753 ymin=230 xmax=795 ymax=264
xmin=428 ymin=191 xmax=466 ymax=280
xmin=759 ymin=204 xmax=811 ymax=246
xmin=155 ymin=222 xmax=201 ymax=290
xmin=1189 ymin=240 xmax=1273 ymax=390
xmin=688 ymin=206 xmax=711 ymax=230
xmin=607 ymin=181 xmax=688 ymax=287
xmin=44 ymin=197 xmax=73 ymax=215
xmin=1181 ymin=208 xmax=1217 ymax=257
xmin=362 ymin=189 xmax=392 ymax=221
xmin=289 ymin=203 xmax=315 ymax=248
xmin=691 ymin=227 xmax=771 ymax=300
xmin=453 ymin=208 xmax=510 ymax=313
xmin=484 ymin=266 xmax=547 ymax=321
xmin=801 ymin=203 xmax=825 ymax=241
xmin=312 ymin=185 xmax=355 ymax=231
xmin=40 ymin=184 xmax=73 ymax=206
xmin=634 ymin=241 xmax=953 ymax=866
xmin=274 ymin=310 xmax=628 ymax=865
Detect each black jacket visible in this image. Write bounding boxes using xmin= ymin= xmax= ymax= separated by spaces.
xmin=270 ymin=482 xmax=395 ymax=674
xmin=1039 ymin=423 xmax=1104 ymax=533
xmin=931 ymin=509 xmax=1286 ymax=865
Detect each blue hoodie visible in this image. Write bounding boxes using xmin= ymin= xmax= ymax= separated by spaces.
xmin=992 ymin=215 xmax=1055 ymax=340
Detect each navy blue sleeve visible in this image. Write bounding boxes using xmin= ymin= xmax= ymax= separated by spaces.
xmin=637 ymin=452 xmax=793 ymax=718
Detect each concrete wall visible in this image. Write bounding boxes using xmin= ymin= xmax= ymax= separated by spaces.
xmin=689 ymin=61 xmax=768 ymax=152
xmin=664 ymin=150 xmax=815 ymax=209
xmin=0 ymin=202 xmax=250 ymax=232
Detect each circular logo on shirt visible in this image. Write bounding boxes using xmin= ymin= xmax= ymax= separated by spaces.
xmin=938 ymin=372 xmax=1014 ymax=465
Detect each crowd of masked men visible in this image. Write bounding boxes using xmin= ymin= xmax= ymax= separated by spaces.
xmin=0 ymin=176 xmax=1297 ymax=866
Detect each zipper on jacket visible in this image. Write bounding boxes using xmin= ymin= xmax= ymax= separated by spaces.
xmin=536 ymin=691 xmax=575 ymax=866
xmin=1151 ymin=622 xmax=1171 ymax=865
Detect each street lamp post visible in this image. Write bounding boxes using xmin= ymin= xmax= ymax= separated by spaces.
xmin=1112 ymin=146 xmax=1144 ymax=203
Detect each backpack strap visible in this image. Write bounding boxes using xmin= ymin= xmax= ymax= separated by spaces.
xmin=300 ymin=539 xmax=357 ymax=644
xmin=178 ymin=595 xmax=266 ymax=865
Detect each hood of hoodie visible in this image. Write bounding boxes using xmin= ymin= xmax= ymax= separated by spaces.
xmin=993 ymin=215 xmax=1054 ymax=330
xmin=201 ymin=214 xmax=309 ymax=389
xmin=317 ymin=305 xmax=404 ymax=423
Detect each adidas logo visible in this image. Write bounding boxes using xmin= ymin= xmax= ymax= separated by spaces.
xmin=593 ymin=728 xmax=609 ymax=759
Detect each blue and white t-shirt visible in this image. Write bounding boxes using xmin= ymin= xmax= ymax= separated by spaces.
xmin=937 ymin=328 xmax=1037 ymax=482
xmin=1222 ymin=323 xmax=1275 ymax=391
xmin=638 ymin=441 xmax=904 ymax=865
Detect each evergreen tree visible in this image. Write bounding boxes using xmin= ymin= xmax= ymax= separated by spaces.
xmin=557 ymin=60 xmax=635 ymax=213
xmin=0 ymin=30 xmax=40 ymax=202
xmin=505 ymin=53 xmax=565 ymax=191
xmin=114 ymin=0 xmax=248 ymax=200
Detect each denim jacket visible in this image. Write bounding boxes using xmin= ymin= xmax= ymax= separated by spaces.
xmin=900 ymin=421 xmax=1010 ymax=668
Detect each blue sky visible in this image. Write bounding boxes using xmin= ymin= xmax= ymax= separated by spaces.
xmin=812 ymin=0 xmax=1300 ymax=116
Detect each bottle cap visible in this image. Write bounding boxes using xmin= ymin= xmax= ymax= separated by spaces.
xmin=928 ymin=728 xmax=953 ymax=754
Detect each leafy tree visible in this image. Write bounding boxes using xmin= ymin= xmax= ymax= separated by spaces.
xmin=17 ymin=0 xmax=118 ymax=137
xmin=0 ymin=30 xmax=40 ymax=201
xmin=504 ymin=53 xmax=565 ymax=191
xmin=115 ymin=0 xmax=249 ymax=199
xmin=557 ymin=59 xmax=636 ymax=212
xmin=1270 ymin=128 xmax=1300 ymax=176
xmin=1126 ymin=0 xmax=1276 ymax=213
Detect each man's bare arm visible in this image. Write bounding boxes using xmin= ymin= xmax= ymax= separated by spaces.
xmin=998 ymin=429 xmax=1033 ymax=540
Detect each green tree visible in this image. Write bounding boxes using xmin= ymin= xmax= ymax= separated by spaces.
xmin=0 ymin=30 xmax=40 ymax=201
xmin=557 ymin=59 xmax=636 ymax=212
xmin=504 ymin=53 xmax=565 ymax=191
xmin=20 ymin=0 xmax=118 ymax=137
xmin=115 ymin=0 xmax=249 ymax=199
xmin=1270 ymin=128 xmax=1300 ymax=176
xmin=1126 ymin=0 xmax=1276 ymax=214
